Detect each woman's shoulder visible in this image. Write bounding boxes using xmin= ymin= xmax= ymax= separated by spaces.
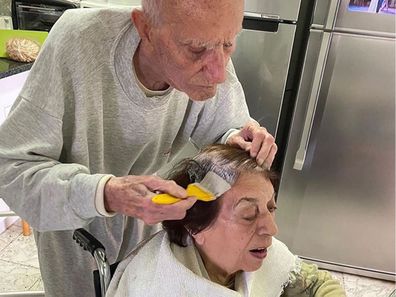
xmin=105 ymin=231 xmax=167 ymax=296
xmin=119 ymin=230 xmax=166 ymax=270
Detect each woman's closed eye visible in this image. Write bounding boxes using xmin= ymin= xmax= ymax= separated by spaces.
xmin=242 ymin=206 xmax=276 ymax=221
xmin=267 ymin=191 xmax=277 ymax=213
xmin=240 ymin=207 xmax=259 ymax=222
xmin=234 ymin=198 xmax=259 ymax=222
xmin=242 ymin=214 xmax=257 ymax=222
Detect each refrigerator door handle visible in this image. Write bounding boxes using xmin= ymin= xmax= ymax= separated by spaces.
xmin=293 ymin=32 xmax=332 ymax=171
xmin=312 ymin=0 xmax=340 ymax=30
xmin=244 ymin=11 xmax=280 ymax=21
xmin=242 ymin=14 xmax=282 ymax=33
xmin=325 ymin=0 xmax=340 ymax=30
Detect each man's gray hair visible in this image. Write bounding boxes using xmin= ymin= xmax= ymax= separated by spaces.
xmin=142 ymin=0 xmax=200 ymax=26
xmin=141 ymin=0 xmax=164 ymax=26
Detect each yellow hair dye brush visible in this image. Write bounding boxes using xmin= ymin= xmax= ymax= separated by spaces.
xmin=152 ymin=171 xmax=231 ymax=205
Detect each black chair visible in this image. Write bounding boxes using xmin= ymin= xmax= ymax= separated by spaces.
xmin=73 ymin=229 xmax=119 ymax=297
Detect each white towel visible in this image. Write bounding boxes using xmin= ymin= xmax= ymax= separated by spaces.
xmin=106 ymin=231 xmax=298 ymax=297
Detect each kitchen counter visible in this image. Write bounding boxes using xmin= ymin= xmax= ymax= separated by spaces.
xmin=0 ymin=58 xmax=32 ymax=79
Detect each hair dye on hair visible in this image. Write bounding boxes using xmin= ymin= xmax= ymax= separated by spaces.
xmin=162 ymin=144 xmax=278 ymax=247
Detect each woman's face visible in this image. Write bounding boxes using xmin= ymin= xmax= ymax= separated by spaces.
xmin=192 ymin=172 xmax=278 ymax=277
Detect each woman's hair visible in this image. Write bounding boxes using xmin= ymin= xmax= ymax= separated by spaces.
xmin=162 ymin=144 xmax=279 ymax=247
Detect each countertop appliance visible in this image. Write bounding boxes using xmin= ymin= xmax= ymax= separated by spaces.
xmin=232 ymin=0 xmax=395 ymax=281
xmin=11 ymin=0 xmax=78 ymax=31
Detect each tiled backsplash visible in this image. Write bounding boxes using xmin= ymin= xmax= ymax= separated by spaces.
xmin=0 ymin=0 xmax=11 ymax=17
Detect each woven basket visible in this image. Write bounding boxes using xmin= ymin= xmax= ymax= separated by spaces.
xmin=6 ymin=38 xmax=41 ymax=63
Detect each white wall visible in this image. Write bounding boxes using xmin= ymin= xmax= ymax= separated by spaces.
xmin=0 ymin=71 xmax=29 ymax=123
xmin=0 ymin=70 xmax=29 ymax=232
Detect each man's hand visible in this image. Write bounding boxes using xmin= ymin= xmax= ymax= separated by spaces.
xmin=226 ymin=121 xmax=277 ymax=169
xmin=103 ymin=175 xmax=196 ymax=225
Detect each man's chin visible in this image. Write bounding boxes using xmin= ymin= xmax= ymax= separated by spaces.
xmin=188 ymin=86 xmax=218 ymax=101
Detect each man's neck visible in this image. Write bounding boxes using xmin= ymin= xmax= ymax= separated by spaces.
xmin=133 ymin=45 xmax=169 ymax=91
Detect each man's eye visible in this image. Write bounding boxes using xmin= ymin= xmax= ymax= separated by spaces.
xmin=223 ymin=42 xmax=234 ymax=52
xmin=189 ymin=47 xmax=206 ymax=54
xmin=269 ymin=206 xmax=278 ymax=213
xmin=223 ymin=42 xmax=233 ymax=48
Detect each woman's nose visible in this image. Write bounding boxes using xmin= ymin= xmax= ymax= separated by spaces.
xmin=256 ymin=213 xmax=278 ymax=237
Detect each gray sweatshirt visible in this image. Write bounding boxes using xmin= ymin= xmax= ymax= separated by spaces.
xmin=0 ymin=8 xmax=251 ymax=297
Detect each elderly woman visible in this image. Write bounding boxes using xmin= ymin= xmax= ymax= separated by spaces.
xmin=106 ymin=144 xmax=346 ymax=297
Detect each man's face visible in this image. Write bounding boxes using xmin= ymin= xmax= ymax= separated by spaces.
xmin=193 ymin=172 xmax=279 ymax=276
xmin=149 ymin=1 xmax=243 ymax=101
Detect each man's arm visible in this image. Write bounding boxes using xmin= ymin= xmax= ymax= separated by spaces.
xmin=0 ymin=96 xmax=104 ymax=231
xmin=0 ymin=11 xmax=193 ymax=231
xmin=0 ymin=96 xmax=197 ymax=230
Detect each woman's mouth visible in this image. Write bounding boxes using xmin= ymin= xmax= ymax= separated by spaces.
xmin=249 ymin=247 xmax=268 ymax=259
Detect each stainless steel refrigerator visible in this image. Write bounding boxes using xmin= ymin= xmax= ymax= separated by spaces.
xmin=232 ymin=0 xmax=316 ymax=170
xmin=232 ymin=0 xmax=395 ymax=281
xmin=232 ymin=0 xmax=304 ymax=137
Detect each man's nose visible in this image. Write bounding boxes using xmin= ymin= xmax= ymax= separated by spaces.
xmin=203 ymin=48 xmax=227 ymax=84
xmin=256 ymin=213 xmax=278 ymax=237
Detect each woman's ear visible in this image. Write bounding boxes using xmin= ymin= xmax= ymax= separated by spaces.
xmin=131 ymin=9 xmax=152 ymax=42
xmin=191 ymin=231 xmax=205 ymax=246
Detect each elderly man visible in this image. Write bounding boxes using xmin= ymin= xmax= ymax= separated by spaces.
xmin=0 ymin=0 xmax=276 ymax=296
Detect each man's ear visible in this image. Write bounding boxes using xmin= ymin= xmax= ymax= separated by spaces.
xmin=131 ymin=9 xmax=152 ymax=43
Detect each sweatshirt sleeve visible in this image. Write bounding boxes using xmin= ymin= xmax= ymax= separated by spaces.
xmin=282 ymin=261 xmax=346 ymax=297
xmin=0 ymin=96 xmax=106 ymax=231
xmin=0 ymin=11 xmax=104 ymax=231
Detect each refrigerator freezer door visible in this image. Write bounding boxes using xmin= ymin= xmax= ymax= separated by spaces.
xmin=232 ymin=23 xmax=296 ymax=136
xmin=244 ymin=0 xmax=301 ymax=21
xmin=277 ymin=30 xmax=395 ymax=280
xmin=335 ymin=0 xmax=396 ymax=35
xmin=312 ymin=0 xmax=395 ymax=35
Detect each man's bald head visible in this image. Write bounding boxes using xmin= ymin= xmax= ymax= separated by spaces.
xmin=133 ymin=0 xmax=244 ymax=100
xmin=142 ymin=0 xmax=239 ymax=27
xmin=141 ymin=0 xmax=163 ymax=26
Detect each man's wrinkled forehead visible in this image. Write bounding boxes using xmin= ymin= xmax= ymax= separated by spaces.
xmin=168 ymin=1 xmax=243 ymax=42
xmin=163 ymin=0 xmax=243 ymax=22
xmin=171 ymin=0 xmax=227 ymax=13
